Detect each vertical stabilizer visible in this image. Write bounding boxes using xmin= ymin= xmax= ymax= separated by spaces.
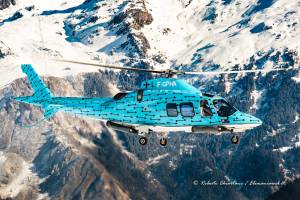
xmin=21 ymin=64 xmax=52 ymax=99
xmin=15 ymin=64 xmax=58 ymax=121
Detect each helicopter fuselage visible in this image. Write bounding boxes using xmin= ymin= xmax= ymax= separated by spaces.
xmin=15 ymin=65 xmax=262 ymax=145
xmin=56 ymin=91 xmax=260 ymax=132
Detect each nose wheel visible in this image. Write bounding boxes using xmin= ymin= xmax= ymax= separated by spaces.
xmin=231 ymin=135 xmax=239 ymax=144
xmin=230 ymin=129 xmax=239 ymax=144
xmin=139 ymin=137 xmax=148 ymax=145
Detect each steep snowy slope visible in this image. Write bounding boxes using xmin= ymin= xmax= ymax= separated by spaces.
xmin=1 ymin=0 xmax=299 ymax=85
xmin=143 ymin=0 xmax=299 ymax=69
xmin=0 ymin=0 xmax=132 ymax=87
xmin=0 ymin=0 xmax=300 ymax=200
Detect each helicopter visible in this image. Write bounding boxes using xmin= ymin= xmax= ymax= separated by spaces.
xmin=14 ymin=60 xmax=295 ymax=146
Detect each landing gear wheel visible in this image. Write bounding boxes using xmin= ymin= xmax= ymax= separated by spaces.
xmin=159 ymin=138 xmax=167 ymax=146
xmin=139 ymin=137 xmax=148 ymax=145
xmin=231 ymin=135 xmax=239 ymax=144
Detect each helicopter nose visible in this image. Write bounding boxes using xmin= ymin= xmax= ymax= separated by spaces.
xmin=234 ymin=112 xmax=262 ymax=126
xmin=253 ymin=116 xmax=263 ymax=126
xmin=244 ymin=113 xmax=262 ymax=127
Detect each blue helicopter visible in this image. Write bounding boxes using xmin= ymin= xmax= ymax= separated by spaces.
xmin=15 ymin=61 xmax=292 ymax=146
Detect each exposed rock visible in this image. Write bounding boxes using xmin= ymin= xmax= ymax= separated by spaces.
xmin=126 ymin=9 xmax=153 ymax=30
xmin=109 ymin=12 xmax=127 ymax=27
xmin=0 ymin=42 xmax=13 ymax=59
xmin=0 ymin=0 xmax=16 ymax=10
xmin=0 ymin=72 xmax=170 ymax=199
xmin=0 ymin=153 xmax=22 ymax=186
xmin=129 ymin=32 xmax=150 ymax=57
xmin=266 ymin=178 xmax=300 ymax=200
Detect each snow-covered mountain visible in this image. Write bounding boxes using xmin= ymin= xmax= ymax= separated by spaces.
xmin=0 ymin=0 xmax=300 ymax=199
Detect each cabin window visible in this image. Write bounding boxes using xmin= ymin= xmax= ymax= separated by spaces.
xmin=180 ymin=103 xmax=195 ymax=117
xmin=200 ymin=100 xmax=213 ymax=117
xmin=213 ymin=99 xmax=236 ymax=117
xmin=166 ymin=103 xmax=178 ymax=117
xmin=137 ymin=89 xmax=144 ymax=102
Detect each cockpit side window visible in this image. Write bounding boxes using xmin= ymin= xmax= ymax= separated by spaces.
xmin=213 ymin=99 xmax=236 ymax=117
xmin=166 ymin=103 xmax=178 ymax=117
xmin=200 ymin=100 xmax=213 ymax=117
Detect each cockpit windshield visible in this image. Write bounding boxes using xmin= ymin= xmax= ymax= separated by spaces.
xmin=213 ymin=99 xmax=236 ymax=117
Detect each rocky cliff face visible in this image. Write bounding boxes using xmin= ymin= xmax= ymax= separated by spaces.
xmin=0 ymin=73 xmax=171 ymax=199
xmin=63 ymin=0 xmax=153 ymax=58
xmin=0 ymin=0 xmax=16 ymax=10
xmin=266 ymin=178 xmax=300 ymax=200
xmin=2 ymin=68 xmax=299 ymax=200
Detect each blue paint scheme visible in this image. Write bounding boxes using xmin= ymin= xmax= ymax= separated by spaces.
xmin=15 ymin=64 xmax=262 ymax=132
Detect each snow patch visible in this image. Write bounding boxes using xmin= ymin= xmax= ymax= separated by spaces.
xmin=0 ymin=0 xmax=128 ymax=88
xmin=268 ymin=129 xmax=277 ymax=137
xmin=292 ymin=113 xmax=299 ymax=124
xmin=0 ymin=151 xmax=7 ymax=163
xmin=224 ymin=79 xmax=232 ymax=93
xmin=292 ymin=72 xmax=300 ymax=83
xmin=179 ymin=144 xmax=196 ymax=155
xmin=295 ymin=132 xmax=300 ymax=147
xmin=146 ymin=153 xmax=168 ymax=166
xmin=273 ymin=146 xmax=292 ymax=153
xmin=0 ymin=160 xmax=48 ymax=199
xmin=168 ymin=159 xmax=177 ymax=170
xmin=250 ymin=89 xmax=264 ymax=110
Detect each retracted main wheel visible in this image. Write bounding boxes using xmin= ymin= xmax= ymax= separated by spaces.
xmin=159 ymin=138 xmax=167 ymax=146
xmin=139 ymin=137 xmax=148 ymax=145
xmin=231 ymin=135 xmax=239 ymax=144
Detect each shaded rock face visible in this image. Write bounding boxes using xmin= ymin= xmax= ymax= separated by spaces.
xmin=0 ymin=72 xmax=171 ymax=200
xmin=0 ymin=42 xmax=13 ymax=59
xmin=127 ymin=32 xmax=151 ymax=57
xmin=1 ymin=67 xmax=300 ymax=200
xmin=109 ymin=0 xmax=153 ymax=57
xmin=266 ymin=178 xmax=300 ymax=200
xmin=64 ymin=0 xmax=153 ymax=58
xmin=0 ymin=0 xmax=16 ymax=10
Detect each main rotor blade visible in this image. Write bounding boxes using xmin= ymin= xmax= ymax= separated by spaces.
xmin=184 ymin=67 xmax=296 ymax=75
xmin=55 ymin=59 xmax=165 ymax=74
xmin=54 ymin=59 xmax=298 ymax=77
